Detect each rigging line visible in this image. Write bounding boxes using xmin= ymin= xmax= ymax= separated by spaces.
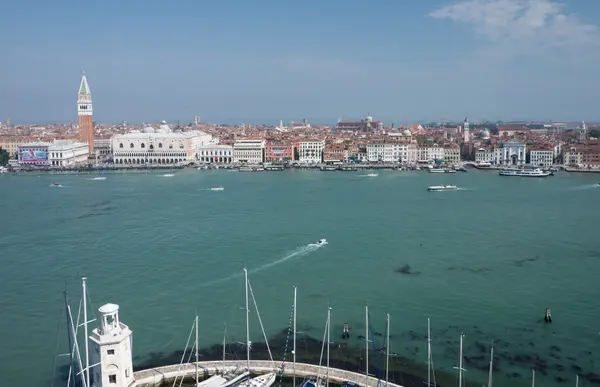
xmin=50 ymin=309 xmax=62 ymax=387
xmin=368 ymin=314 xmax=381 ymax=382
xmin=248 ymin=279 xmax=275 ymax=368
xmin=178 ymin=340 xmax=197 ymax=387
xmin=277 ymin=302 xmax=295 ymax=387
xmin=171 ymin=318 xmax=196 ymax=387
xmin=316 ymin=312 xmax=328 ymax=383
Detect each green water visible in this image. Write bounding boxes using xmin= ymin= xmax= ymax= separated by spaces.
xmin=1 ymin=170 xmax=599 ymax=387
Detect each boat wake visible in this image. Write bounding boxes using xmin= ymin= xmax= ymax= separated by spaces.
xmin=200 ymin=244 xmax=322 ymax=287
xmin=569 ymin=184 xmax=599 ymax=191
xmin=358 ymin=173 xmax=378 ymax=177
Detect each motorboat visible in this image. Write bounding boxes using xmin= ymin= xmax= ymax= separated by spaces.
xmin=366 ymin=173 xmax=378 ymax=177
xmin=50 ymin=183 xmax=62 ymax=188
xmin=498 ymin=168 xmax=551 ymax=177
xmin=444 ymin=169 xmax=457 ymax=173
xmin=92 ymin=176 xmax=106 ymax=180
xmin=316 ymin=239 xmax=328 ymax=245
xmin=428 ymin=168 xmax=446 ymax=173
xmin=211 ymin=187 xmax=224 ymax=191
xmin=163 ymin=173 xmax=175 ymax=177
xmin=427 ymin=185 xmax=457 ymax=192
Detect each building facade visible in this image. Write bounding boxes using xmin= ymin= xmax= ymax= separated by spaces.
xmin=417 ymin=145 xmax=444 ymax=162
xmin=233 ymin=139 xmax=265 ymax=164
xmin=197 ymin=144 xmax=233 ymax=163
xmin=443 ymin=145 xmax=461 ymax=163
xmin=0 ymin=135 xmax=25 ymax=159
xmin=366 ymin=143 xmax=410 ymax=163
xmin=94 ymin=139 xmax=111 ymax=161
xmin=77 ymin=73 xmax=94 ymax=155
xmin=298 ymin=140 xmax=325 ymax=163
xmin=562 ymin=142 xmax=600 ymax=167
xmin=323 ymin=144 xmax=349 ymax=163
xmin=265 ymin=142 xmax=296 ymax=162
xmin=111 ymin=130 xmax=212 ymax=165
xmin=499 ymin=141 xmax=526 ymax=165
xmin=49 ymin=140 xmax=89 ymax=166
xmin=529 ymin=149 xmax=554 ymax=167
xmin=475 ymin=148 xmax=496 ymax=164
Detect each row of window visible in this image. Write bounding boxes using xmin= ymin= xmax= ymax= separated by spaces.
xmin=119 ymin=143 xmax=184 ymax=149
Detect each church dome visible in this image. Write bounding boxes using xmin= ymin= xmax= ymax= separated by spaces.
xmin=403 ymin=129 xmax=412 ymax=136
xmin=480 ymin=129 xmax=490 ymax=139
xmin=142 ymin=126 xmax=155 ymax=133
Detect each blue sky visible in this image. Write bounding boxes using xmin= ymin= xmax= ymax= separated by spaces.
xmin=2 ymin=0 xmax=600 ymax=124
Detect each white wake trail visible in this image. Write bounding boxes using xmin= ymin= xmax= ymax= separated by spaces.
xmin=200 ymin=244 xmax=322 ymax=287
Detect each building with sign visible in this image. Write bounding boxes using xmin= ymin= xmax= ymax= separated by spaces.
xmin=18 ymin=142 xmax=51 ymax=166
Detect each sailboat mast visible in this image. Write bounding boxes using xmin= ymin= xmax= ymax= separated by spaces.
xmin=576 ymin=374 xmax=579 ymax=387
xmin=458 ymin=334 xmax=464 ymax=387
xmin=365 ymin=305 xmax=369 ymax=387
xmin=385 ymin=313 xmax=390 ymax=387
xmin=488 ymin=343 xmax=494 ymax=387
xmin=195 ymin=315 xmax=199 ymax=386
xmin=293 ymin=286 xmax=297 ymax=387
xmin=532 ymin=369 xmax=535 ymax=387
xmin=82 ymin=277 xmax=90 ymax=387
xmin=64 ymin=289 xmax=74 ymax=387
xmin=326 ymin=307 xmax=331 ymax=387
xmin=223 ymin=325 xmax=227 ymax=363
xmin=244 ymin=268 xmax=250 ymax=374
xmin=427 ymin=318 xmax=431 ymax=387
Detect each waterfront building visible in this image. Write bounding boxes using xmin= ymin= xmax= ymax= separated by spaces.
xmin=562 ymin=141 xmax=600 ymax=168
xmin=18 ymin=142 xmax=51 ymax=166
xmin=475 ymin=147 xmax=496 ymax=164
xmin=77 ymin=73 xmax=94 ymax=155
xmin=197 ymin=144 xmax=233 ymax=163
xmin=366 ymin=143 xmax=409 ymax=163
xmin=406 ymin=143 xmax=418 ymax=164
xmin=111 ymin=129 xmax=212 ymax=165
xmin=232 ymin=139 xmax=266 ymax=164
xmin=323 ymin=144 xmax=349 ymax=163
xmin=336 ymin=113 xmax=382 ymax=132
xmin=529 ymin=148 xmax=554 ymax=167
xmin=417 ymin=145 xmax=444 ymax=163
xmin=499 ymin=141 xmax=526 ymax=165
xmin=94 ymin=139 xmax=112 ymax=161
xmin=264 ymin=141 xmax=296 ymax=162
xmin=89 ymin=303 xmax=135 ymax=387
xmin=0 ymin=135 xmax=26 ymax=159
xmin=443 ymin=145 xmax=461 ymax=163
xmin=298 ymin=140 xmax=325 ymax=163
xmin=48 ymin=140 xmax=89 ymax=166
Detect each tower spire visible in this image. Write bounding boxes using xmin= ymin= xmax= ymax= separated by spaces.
xmin=77 ymin=72 xmax=94 ymax=156
xmin=79 ymin=72 xmax=91 ymax=95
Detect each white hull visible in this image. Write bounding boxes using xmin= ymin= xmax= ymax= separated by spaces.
xmin=243 ymin=372 xmax=276 ymax=387
xmin=499 ymin=169 xmax=551 ymax=177
xmin=428 ymin=185 xmax=457 ymax=191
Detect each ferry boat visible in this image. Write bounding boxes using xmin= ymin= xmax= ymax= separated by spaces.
xmin=427 ymin=185 xmax=457 ymax=192
xmin=210 ymin=187 xmax=224 ymax=191
xmin=444 ymin=169 xmax=457 ymax=174
xmin=498 ymin=168 xmax=551 ymax=177
xmin=428 ymin=168 xmax=446 ymax=173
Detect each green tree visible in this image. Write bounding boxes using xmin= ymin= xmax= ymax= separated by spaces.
xmin=0 ymin=147 xmax=9 ymax=166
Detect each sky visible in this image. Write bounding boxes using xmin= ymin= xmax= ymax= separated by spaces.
xmin=2 ymin=0 xmax=600 ymax=124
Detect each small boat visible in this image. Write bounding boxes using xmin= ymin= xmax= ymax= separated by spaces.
xmin=211 ymin=187 xmax=224 ymax=191
xmin=92 ymin=176 xmax=106 ymax=180
xmin=244 ymin=372 xmax=276 ymax=387
xmin=444 ymin=169 xmax=457 ymax=174
xmin=366 ymin=173 xmax=378 ymax=177
xmin=428 ymin=168 xmax=446 ymax=173
xmin=299 ymin=379 xmax=325 ymax=387
xmin=163 ymin=173 xmax=175 ymax=177
xmin=427 ymin=185 xmax=457 ymax=192
xmin=50 ymin=183 xmax=62 ymax=188
xmin=316 ymin=239 xmax=328 ymax=246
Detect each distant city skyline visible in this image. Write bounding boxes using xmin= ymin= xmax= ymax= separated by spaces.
xmin=2 ymin=0 xmax=600 ymax=123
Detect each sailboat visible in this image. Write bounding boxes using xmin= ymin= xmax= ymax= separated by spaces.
xmin=242 ymin=268 xmax=277 ymax=387
xmin=487 ymin=342 xmax=493 ymax=387
xmin=425 ymin=318 xmax=437 ymax=387
xmin=299 ymin=307 xmax=331 ymax=387
xmin=453 ymin=334 xmax=466 ymax=387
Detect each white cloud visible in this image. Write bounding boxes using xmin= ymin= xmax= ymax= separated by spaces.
xmin=429 ymin=0 xmax=600 ymax=54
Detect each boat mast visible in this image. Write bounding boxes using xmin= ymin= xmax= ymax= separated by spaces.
xmin=244 ymin=268 xmax=250 ymax=375
xmin=195 ymin=315 xmax=199 ymax=387
xmin=532 ymin=369 xmax=535 ymax=387
xmin=326 ymin=306 xmax=331 ymax=387
xmin=488 ymin=342 xmax=494 ymax=387
xmin=427 ymin=318 xmax=431 ymax=387
xmin=454 ymin=333 xmax=465 ymax=387
xmin=82 ymin=277 xmax=90 ymax=387
xmin=365 ymin=305 xmax=369 ymax=387
xmin=293 ymin=286 xmax=297 ymax=387
xmin=64 ymin=289 xmax=74 ymax=387
xmin=385 ymin=313 xmax=390 ymax=387
xmin=223 ymin=325 xmax=227 ymax=364
xmin=576 ymin=374 xmax=579 ymax=387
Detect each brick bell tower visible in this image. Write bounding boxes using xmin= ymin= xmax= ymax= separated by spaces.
xmin=77 ymin=71 xmax=94 ymax=155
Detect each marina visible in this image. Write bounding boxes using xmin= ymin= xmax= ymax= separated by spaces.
xmin=2 ymin=169 xmax=600 ymax=387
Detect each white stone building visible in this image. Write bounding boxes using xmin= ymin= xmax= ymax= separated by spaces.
xmin=90 ymin=303 xmax=135 ymax=387
xmin=197 ymin=144 xmax=233 ymax=163
xmin=111 ymin=129 xmax=212 ymax=165
xmin=232 ymin=139 xmax=265 ymax=164
xmin=299 ymin=140 xmax=325 ymax=163
xmin=417 ymin=145 xmax=444 ymax=162
xmin=443 ymin=146 xmax=461 ymax=163
xmin=499 ymin=141 xmax=526 ymax=165
xmin=475 ymin=148 xmax=496 ymax=164
xmin=529 ymin=149 xmax=554 ymax=167
xmin=49 ymin=140 xmax=89 ymax=166
xmin=366 ymin=143 xmax=410 ymax=163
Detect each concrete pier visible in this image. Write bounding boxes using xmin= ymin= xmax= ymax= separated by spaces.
xmin=134 ymin=360 xmax=404 ymax=387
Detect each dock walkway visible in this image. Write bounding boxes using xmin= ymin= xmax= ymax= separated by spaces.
xmin=134 ymin=360 xmax=403 ymax=387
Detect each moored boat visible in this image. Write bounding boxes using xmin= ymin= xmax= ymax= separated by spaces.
xmin=498 ymin=168 xmax=551 ymax=177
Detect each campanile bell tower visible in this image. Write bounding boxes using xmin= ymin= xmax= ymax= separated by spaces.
xmin=77 ymin=72 xmax=94 ymax=155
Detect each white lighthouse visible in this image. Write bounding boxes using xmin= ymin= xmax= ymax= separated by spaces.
xmin=89 ymin=303 xmax=136 ymax=387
